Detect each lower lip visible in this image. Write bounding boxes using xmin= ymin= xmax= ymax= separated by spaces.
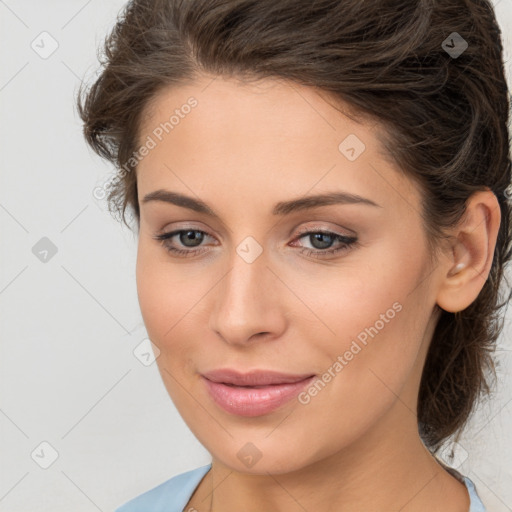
xmin=202 ymin=376 xmax=316 ymax=417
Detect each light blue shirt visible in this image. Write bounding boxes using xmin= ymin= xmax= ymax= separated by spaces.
xmin=115 ymin=463 xmax=487 ymax=512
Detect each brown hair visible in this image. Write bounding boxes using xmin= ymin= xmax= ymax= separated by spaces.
xmin=77 ymin=0 xmax=512 ymax=452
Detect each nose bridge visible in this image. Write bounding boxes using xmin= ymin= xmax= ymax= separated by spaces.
xmin=220 ymin=239 xmax=271 ymax=314
xmin=209 ymin=235 xmax=285 ymax=343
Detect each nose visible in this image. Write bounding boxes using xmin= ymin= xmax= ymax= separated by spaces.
xmin=208 ymin=246 xmax=288 ymax=346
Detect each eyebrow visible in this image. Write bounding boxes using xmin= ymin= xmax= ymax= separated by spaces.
xmin=141 ymin=189 xmax=382 ymax=217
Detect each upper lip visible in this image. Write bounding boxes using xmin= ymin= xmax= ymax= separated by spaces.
xmin=201 ymin=369 xmax=315 ymax=387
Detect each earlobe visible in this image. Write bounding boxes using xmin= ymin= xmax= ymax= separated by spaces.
xmin=436 ymin=189 xmax=501 ymax=313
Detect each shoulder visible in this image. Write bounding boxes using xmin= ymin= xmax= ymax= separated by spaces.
xmin=438 ymin=461 xmax=487 ymax=512
xmin=462 ymin=475 xmax=487 ymax=512
xmin=114 ymin=464 xmax=212 ymax=512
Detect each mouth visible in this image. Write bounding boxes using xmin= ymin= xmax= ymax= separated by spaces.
xmin=201 ymin=369 xmax=316 ymax=417
xmin=201 ymin=368 xmax=316 ymax=387
xmin=222 ymin=382 xmax=284 ymax=389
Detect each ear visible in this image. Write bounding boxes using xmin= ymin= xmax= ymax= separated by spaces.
xmin=436 ymin=189 xmax=501 ymax=313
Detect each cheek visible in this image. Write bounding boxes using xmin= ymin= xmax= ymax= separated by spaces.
xmin=306 ymin=233 xmax=430 ymax=368
xmin=306 ymin=251 xmax=431 ymax=420
xmin=137 ymin=240 xmax=193 ymax=334
xmin=136 ymin=243 xmax=182 ymax=370
xmin=135 ymin=251 xmax=169 ymax=342
xmin=135 ymin=240 xmax=213 ymax=375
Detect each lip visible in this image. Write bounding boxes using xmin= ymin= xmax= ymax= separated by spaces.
xmin=201 ymin=369 xmax=316 ymax=417
xmin=202 ymin=368 xmax=315 ymax=386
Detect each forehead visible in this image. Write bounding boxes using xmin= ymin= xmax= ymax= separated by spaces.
xmin=139 ymin=74 xmax=369 ymax=147
xmin=135 ymin=74 xmax=420 ymax=215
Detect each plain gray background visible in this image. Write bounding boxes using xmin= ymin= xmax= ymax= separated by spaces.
xmin=0 ymin=1 xmax=511 ymax=511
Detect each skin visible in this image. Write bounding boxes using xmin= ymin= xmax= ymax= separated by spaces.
xmin=134 ymin=74 xmax=500 ymax=511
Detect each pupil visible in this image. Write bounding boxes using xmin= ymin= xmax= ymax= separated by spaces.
xmin=311 ymin=233 xmax=333 ymax=249
xmin=181 ymin=230 xmax=203 ymax=247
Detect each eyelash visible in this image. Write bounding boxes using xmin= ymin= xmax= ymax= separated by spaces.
xmin=153 ymin=227 xmax=358 ymax=259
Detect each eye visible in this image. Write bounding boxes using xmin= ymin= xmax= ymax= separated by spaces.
xmin=153 ymin=226 xmax=358 ymax=259
xmin=291 ymin=229 xmax=358 ymax=259
xmin=153 ymin=229 xmax=215 ymax=257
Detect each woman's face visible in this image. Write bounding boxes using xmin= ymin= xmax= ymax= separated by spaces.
xmin=135 ymin=74 xmax=442 ymax=473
